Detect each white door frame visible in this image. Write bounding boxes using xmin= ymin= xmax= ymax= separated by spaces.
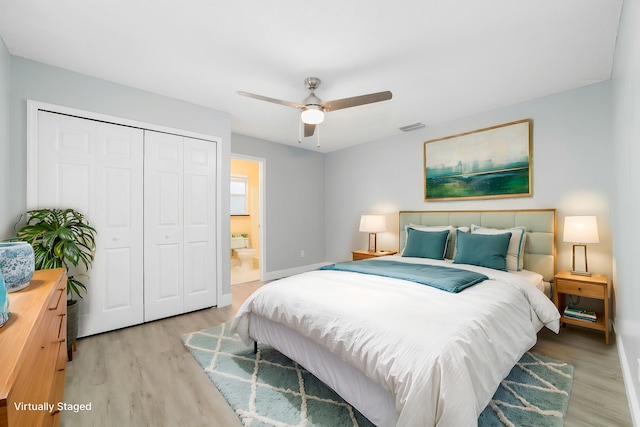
xmin=230 ymin=153 xmax=266 ymax=281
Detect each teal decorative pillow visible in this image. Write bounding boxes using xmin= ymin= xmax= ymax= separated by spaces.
xmin=470 ymin=224 xmax=527 ymax=271
xmin=453 ymin=230 xmax=512 ymax=271
xmin=402 ymin=228 xmax=450 ymax=260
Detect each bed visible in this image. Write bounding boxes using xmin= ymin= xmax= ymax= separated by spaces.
xmin=231 ymin=209 xmax=560 ymax=427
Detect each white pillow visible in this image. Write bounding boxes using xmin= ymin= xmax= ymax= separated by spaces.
xmin=470 ymin=224 xmax=526 ymax=271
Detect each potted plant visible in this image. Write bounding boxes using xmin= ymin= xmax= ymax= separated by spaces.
xmin=16 ymin=208 xmax=96 ymax=360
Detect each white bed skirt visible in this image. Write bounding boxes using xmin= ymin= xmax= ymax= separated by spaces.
xmin=249 ymin=313 xmax=398 ymax=427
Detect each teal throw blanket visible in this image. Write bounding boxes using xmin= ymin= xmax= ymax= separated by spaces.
xmin=319 ymin=259 xmax=488 ymax=293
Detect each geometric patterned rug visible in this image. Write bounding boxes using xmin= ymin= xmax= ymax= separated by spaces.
xmin=478 ymin=352 xmax=574 ymax=426
xmin=182 ymin=323 xmax=573 ymax=427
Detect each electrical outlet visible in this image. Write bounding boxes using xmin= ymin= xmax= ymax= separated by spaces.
xmin=300 ymin=250 xmax=305 ymax=258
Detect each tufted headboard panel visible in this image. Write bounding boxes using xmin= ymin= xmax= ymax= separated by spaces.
xmin=399 ymin=209 xmax=557 ymax=281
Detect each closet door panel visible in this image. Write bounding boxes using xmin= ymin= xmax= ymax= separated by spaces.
xmin=144 ymin=131 xmax=184 ymax=322
xmin=35 ymin=112 xmax=144 ymax=337
xmin=85 ymin=122 xmax=145 ymax=336
xmin=102 ymin=248 xmax=136 ymax=309
xmin=183 ymin=138 xmax=217 ymax=311
xmin=36 ymin=112 xmax=94 ymax=214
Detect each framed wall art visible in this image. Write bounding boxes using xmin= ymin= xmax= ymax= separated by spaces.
xmin=424 ymin=119 xmax=532 ymax=201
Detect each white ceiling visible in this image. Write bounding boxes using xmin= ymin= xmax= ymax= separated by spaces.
xmin=0 ymin=0 xmax=623 ymax=153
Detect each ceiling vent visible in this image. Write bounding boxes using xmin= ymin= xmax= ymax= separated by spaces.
xmin=399 ymin=122 xmax=426 ymax=132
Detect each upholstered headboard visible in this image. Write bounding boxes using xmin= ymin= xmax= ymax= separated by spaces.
xmin=399 ymin=209 xmax=557 ymax=282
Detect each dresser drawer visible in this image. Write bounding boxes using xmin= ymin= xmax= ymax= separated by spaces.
xmin=556 ymin=279 xmax=604 ymax=298
xmin=48 ymin=285 xmax=65 ymax=311
xmin=52 ymin=306 xmax=66 ymax=340
xmin=50 ymin=341 xmax=67 ymax=402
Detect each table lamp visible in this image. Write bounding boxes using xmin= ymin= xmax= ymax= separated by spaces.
xmin=359 ymin=215 xmax=386 ymax=252
xmin=563 ymin=216 xmax=599 ymax=276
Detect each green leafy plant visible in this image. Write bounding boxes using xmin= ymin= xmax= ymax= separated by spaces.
xmin=16 ymin=208 xmax=97 ymax=300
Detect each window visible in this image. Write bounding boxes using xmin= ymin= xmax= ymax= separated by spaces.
xmin=230 ymin=175 xmax=249 ymax=215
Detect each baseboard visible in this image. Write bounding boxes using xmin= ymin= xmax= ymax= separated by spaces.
xmin=615 ymin=319 xmax=640 ymax=426
xmin=263 ymin=262 xmax=331 ymax=282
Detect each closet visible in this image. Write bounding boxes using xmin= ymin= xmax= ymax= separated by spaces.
xmin=29 ymin=108 xmax=218 ymax=337
xmin=144 ymin=131 xmax=217 ymax=322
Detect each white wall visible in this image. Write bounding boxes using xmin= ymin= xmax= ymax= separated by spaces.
xmin=325 ymin=82 xmax=613 ymax=277
xmin=611 ymin=0 xmax=640 ymax=422
xmin=0 ymin=38 xmax=9 ymax=236
xmin=231 ymin=133 xmax=326 ymax=275
xmin=3 ymin=56 xmax=234 ymax=297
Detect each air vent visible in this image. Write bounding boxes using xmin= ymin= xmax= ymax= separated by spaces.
xmin=399 ymin=122 xmax=426 ymax=132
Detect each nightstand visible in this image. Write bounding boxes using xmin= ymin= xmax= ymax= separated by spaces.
xmin=352 ymin=250 xmax=397 ymax=261
xmin=553 ymin=270 xmax=609 ymax=344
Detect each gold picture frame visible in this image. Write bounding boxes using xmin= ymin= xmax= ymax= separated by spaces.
xmin=424 ymin=119 xmax=532 ymax=201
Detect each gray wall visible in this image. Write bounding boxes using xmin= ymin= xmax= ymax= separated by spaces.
xmin=0 ymin=39 xmax=9 ymax=236
xmin=611 ymin=0 xmax=640 ymax=416
xmin=611 ymin=0 xmax=640 ymax=339
xmin=231 ymin=133 xmax=326 ymax=273
xmin=3 ymin=56 xmax=233 ymax=297
xmin=325 ymin=82 xmax=614 ymax=277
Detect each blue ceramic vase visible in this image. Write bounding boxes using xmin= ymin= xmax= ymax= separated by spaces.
xmin=0 ymin=271 xmax=8 ymax=326
xmin=0 ymin=242 xmax=35 ymax=292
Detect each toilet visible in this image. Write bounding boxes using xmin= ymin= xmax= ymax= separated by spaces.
xmin=231 ymin=236 xmax=256 ymax=271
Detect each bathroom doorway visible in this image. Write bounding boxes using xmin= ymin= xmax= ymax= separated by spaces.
xmin=230 ymin=155 xmax=265 ymax=285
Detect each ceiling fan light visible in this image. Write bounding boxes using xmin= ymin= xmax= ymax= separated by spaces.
xmin=301 ymin=106 xmax=324 ymax=124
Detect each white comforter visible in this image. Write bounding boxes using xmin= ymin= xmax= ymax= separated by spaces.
xmin=231 ymin=256 xmax=560 ymax=427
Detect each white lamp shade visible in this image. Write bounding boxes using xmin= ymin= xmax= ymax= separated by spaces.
xmin=563 ymin=216 xmax=599 ymax=244
xmin=359 ymin=215 xmax=386 ymax=233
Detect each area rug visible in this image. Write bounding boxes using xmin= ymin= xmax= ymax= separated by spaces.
xmin=182 ymin=323 xmax=574 ymax=427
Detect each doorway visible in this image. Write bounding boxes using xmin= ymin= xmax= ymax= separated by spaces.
xmin=230 ymin=155 xmax=265 ymax=285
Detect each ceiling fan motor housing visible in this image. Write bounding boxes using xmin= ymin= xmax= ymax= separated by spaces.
xmin=302 ymin=77 xmax=324 ymax=109
xmin=304 ymin=77 xmax=321 ymax=90
xmin=301 ymin=78 xmax=325 ymax=124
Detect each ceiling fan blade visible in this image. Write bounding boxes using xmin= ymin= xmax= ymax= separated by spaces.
xmin=236 ymin=91 xmax=303 ymax=109
xmin=304 ymin=123 xmax=316 ymax=137
xmin=323 ymin=91 xmax=392 ymax=112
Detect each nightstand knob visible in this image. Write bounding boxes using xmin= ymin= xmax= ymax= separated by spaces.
xmin=578 ymin=287 xmax=582 ymax=291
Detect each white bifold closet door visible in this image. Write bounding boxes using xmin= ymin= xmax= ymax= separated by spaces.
xmin=33 ymin=111 xmax=217 ymax=337
xmin=35 ymin=111 xmax=145 ymax=337
xmin=143 ymin=131 xmax=217 ymax=322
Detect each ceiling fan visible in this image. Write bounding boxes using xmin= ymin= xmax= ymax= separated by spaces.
xmin=237 ymin=77 xmax=392 ymax=144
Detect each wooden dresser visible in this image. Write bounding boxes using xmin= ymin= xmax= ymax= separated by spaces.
xmin=0 ymin=268 xmax=67 ymax=427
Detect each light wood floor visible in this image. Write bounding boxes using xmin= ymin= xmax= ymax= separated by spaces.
xmin=62 ymin=280 xmax=633 ymax=427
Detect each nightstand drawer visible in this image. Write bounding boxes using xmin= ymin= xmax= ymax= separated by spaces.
xmin=556 ymin=279 xmax=604 ymax=298
xmin=353 ymin=251 xmax=376 ymax=261
xmin=352 ymin=250 xmax=397 ymax=261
